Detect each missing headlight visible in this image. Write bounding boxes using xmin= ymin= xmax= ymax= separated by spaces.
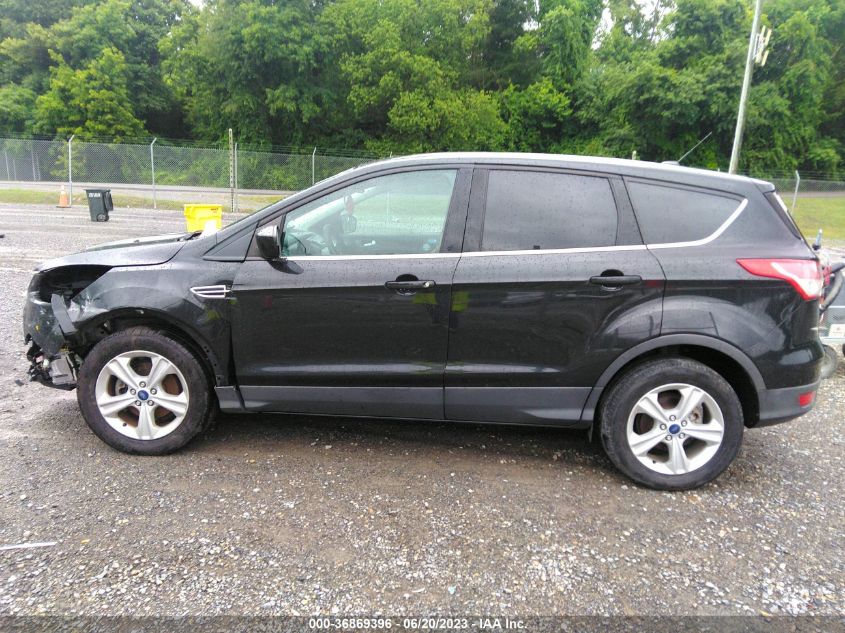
xmin=35 ymin=266 xmax=111 ymax=303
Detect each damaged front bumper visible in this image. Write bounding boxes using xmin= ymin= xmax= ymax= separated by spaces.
xmin=23 ymin=273 xmax=80 ymax=390
xmin=26 ymin=344 xmax=78 ymax=390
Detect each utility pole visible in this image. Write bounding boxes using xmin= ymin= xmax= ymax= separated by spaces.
xmin=729 ymin=0 xmax=770 ymax=174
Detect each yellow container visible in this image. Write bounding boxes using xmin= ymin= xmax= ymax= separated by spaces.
xmin=184 ymin=204 xmax=223 ymax=232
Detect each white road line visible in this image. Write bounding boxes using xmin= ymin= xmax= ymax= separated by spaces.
xmin=0 ymin=541 xmax=58 ymax=551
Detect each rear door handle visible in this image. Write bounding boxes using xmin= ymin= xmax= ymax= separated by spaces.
xmin=385 ymin=280 xmax=436 ymax=290
xmin=589 ymin=275 xmax=642 ymax=287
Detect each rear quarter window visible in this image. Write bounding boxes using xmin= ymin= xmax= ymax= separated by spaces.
xmin=626 ymin=181 xmax=741 ymax=244
xmin=764 ymin=190 xmax=805 ymax=240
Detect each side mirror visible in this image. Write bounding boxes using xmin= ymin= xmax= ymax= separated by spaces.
xmin=340 ymin=213 xmax=357 ymax=235
xmin=256 ymin=223 xmax=282 ymax=260
xmin=813 ymin=228 xmax=823 ymax=252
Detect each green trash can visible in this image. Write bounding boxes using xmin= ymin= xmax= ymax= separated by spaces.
xmin=85 ymin=188 xmax=113 ymax=222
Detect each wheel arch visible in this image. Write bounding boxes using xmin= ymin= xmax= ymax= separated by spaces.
xmin=582 ymin=334 xmax=763 ymax=429
xmin=71 ymin=308 xmax=227 ymax=387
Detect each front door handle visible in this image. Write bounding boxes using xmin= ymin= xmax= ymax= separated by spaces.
xmin=589 ymin=274 xmax=642 ymax=287
xmin=385 ymin=280 xmax=436 ymax=291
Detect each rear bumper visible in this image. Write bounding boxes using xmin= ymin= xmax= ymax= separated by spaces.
xmin=754 ymin=381 xmax=820 ymax=427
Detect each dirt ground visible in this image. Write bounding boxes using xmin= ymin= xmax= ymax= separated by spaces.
xmin=0 ymin=202 xmax=843 ymax=618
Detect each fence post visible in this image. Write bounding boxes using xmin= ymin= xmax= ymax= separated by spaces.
xmin=150 ymin=137 xmax=157 ymax=210
xmin=67 ymin=135 xmax=75 ymax=201
xmin=4 ymin=150 xmax=9 ymax=181
xmin=234 ymin=142 xmax=239 ymax=213
xmin=791 ymin=170 xmax=800 ymax=212
xmin=312 ymin=147 xmax=316 ymax=185
xmin=228 ymin=128 xmax=234 ymax=212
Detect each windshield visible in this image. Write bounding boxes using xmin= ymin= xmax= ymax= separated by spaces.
xmin=224 ymin=200 xmax=280 ymax=230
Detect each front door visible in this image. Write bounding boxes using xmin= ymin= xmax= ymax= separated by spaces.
xmin=231 ymin=167 xmax=470 ymax=419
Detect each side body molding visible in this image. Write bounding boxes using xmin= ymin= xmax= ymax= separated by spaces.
xmin=578 ymin=334 xmax=766 ymax=423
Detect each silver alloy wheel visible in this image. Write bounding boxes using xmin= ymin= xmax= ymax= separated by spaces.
xmin=94 ymin=350 xmax=190 ymax=441
xmin=626 ymin=383 xmax=725 ymax=476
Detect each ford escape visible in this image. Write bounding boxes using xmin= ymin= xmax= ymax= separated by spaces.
xmin=23 ymin=153 xmax=823 ymax=490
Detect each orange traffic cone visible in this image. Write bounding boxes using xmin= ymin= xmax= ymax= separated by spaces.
xmin=58 ymin=184 xmax=70 ymax=208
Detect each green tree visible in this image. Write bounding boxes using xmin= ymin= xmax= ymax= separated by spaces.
xmin=1 ymin=0 xmax=188 ymax=138
xmin=0 ymin=0 xmax=842 ymax=177
xmin=34 ymin=46 xmax=145 ymax=140
xmin=502 ymin=78 xmax=572 ymax=151
xmin=320 ymin=0 xmax=505 ymax=152
xmin=476 ymin=0 xmax=537 ymax=89
xmin=0 ymin=83 xmax=35 ymax=132
xmin=161 ymin=0 xmax=326 ymax=146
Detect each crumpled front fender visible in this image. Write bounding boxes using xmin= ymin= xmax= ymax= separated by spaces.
xmin=23 ymin=290 xmax=67 ymax=356
xmin=62 ymin=262 xmax=236 ymax=384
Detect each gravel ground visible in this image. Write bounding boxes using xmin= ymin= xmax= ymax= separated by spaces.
xmin=0 ymin=203 xmax=844 ymax=618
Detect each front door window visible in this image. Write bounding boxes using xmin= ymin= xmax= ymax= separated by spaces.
xmin=281 ymin=169 xmax=457 ymax=257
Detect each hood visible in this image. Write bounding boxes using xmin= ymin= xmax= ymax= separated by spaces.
xmin=36 ymin=233 xmax=190 ymax=272
xmin=84 ymin=232 xmax=193 ymax=252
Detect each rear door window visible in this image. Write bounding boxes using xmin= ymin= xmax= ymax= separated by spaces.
xmin=481 ymin=170 xmax=618 ymax=251
xmin=626 ymin=181 xmax=740 ymax=244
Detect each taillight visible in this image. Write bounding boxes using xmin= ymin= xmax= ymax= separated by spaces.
xmin=737 ymin=258 xmax=823 ymax=300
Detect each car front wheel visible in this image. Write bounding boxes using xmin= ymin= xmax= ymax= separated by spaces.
xmin=77 ymin=327 xmax=212 ymax=454
xmin=599 ymin=357 xmax=743 ymax=490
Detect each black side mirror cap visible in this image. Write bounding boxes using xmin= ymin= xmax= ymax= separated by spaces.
xmin=256 ymin=223 xmax=282 ymax=260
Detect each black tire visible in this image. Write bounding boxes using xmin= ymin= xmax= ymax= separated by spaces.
xmin=599 ymin=357 xmax=743 ymax=491
xmin=96 ymin=213 xmax=107 ymax=222
xmin=820 ymin=345 xmax=839 ymax=380
xmin=77 ymin=327 xmax=212 ymax=455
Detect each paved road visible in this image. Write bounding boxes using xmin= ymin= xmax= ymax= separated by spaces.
xmin=0 ymin=204 xmax=843 ymax=617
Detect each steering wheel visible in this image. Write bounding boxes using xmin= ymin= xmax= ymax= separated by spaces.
xmin=288 ymin=230 xmax=333 ymax=256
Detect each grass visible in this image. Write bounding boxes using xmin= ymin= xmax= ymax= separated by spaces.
xmin=790 ymin=196 xmax=845 ymax=243
xmin=0 ymin=188 xmax=75 ymax=205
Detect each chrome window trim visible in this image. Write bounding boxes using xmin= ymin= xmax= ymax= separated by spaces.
xmin=646 ymin=198 xmax=747 ymax=250
xmin=282 ymin=198 xmax=747 ymax=261
xmin=461 ymin=244 xmax=647 ymax=258
xmin=286 ymin=253 xmax=462 ymax=261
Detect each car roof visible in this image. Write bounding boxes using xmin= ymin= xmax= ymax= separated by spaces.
xmin=357 ymin=152 xmax=774 ymax=194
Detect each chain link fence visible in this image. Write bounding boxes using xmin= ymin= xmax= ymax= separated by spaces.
xmin=0 ymin=136 xmax=378 ymax=212
xmin=2 ymin=135 xmax=843 ymax=214
xmin=742 ymin=170 xmax=845 ymax=208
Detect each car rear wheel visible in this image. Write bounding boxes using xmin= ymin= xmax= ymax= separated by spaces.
xmin=599 ymin=357 xmax=743 ymax=490
xmin=77 ymin=327 xmax=212 ymax=454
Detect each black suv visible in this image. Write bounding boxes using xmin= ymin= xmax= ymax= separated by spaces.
xmin=23 ymin=153 xmax=823 ymax=490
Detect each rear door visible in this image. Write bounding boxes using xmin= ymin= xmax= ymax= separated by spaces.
xmin=445 ymin=167 xmax=665 ymax=425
